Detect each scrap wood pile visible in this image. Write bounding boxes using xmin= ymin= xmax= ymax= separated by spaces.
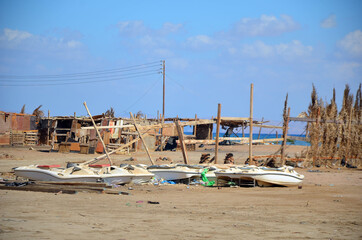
xmin=0 ymin=181 xmax=129 ymax=195
xmin=303 ymin=84 xmax=362 ymax=168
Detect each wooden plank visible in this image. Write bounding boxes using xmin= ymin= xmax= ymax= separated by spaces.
xmin=175 ymin=120 xmax=189 ymax=164
xmin=176 ymin=139 xmax=216 ymax=144
xmin=252 ymin=124 xmax=284 ymax=129
xmin=214 ymin=104 xmax=221 ymax=164
xmin=281 ymin=108 xmax=290 ymax=165
xmin=83 ymin=102 xmax=112 ymax=165
xmin=287 ymin=136 xmax=309 ymax=142
xmin=81 ymin=135 xmax=145 ymax=166
xmin=249 ymin=83 xmax=253 ymax=163
xmin=130 ymin=112 xmax=154 ymax=165
xmin=80 ymin=119 xmax=216 ymax=131
xmin=219 ymin=137 xmax=249 ymax=141
xmin=219 ymin=117 xmax=249 ymax=121
xmin=0 ymin=185 xmax=78 ymax=194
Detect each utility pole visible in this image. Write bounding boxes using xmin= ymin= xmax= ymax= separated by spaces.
xmin=161 ymin=60 xmax=166 ymax=151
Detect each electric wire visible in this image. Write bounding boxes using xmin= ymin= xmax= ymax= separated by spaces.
xmin=0 ymin=71 xmax=161 ymax=87
xmin=0 ymin=61 xmax=162 ymax=79
xmin=122 ymin=78 xmax=160 ymax=113
xmin=0 ymin=69 xmax=161 ymax=83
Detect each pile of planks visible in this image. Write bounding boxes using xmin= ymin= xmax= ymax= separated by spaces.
xmin=0 ymin=181 xmax=130 ymax=195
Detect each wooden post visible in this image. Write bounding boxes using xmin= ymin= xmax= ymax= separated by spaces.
xmin=346 ymin=106 xmax=353 ymax=165
xmin=242 ymin=122 xmax=245 ymax=138
xmin=257 ymin=117 xmax=264 ymax=139
xmin=47 ymin=110 xmax=50 ymax=146
xmin=193 ymin=114 xmax=197 ymax=137
xmin=161 ymin=60 xmax=166 ymax=152
xmin=313 ymin=107 xmax=321 ymax=167
xmin=214 ymin=103 xmax=221 ymax=164
xmin=130 ymin=112 xmax=155 ymax=165
xmin=249 ymin=83 xmax=254 ymax=164
xmin=83 ymin=102 xmax=112 ymax=166
xmin=281 ymin=108 xmax=290 ymax=165
xmin=175 ymin=120 xmax=189 ymax=164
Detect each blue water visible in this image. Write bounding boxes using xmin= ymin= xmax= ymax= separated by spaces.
xmin=184 ymin=132 xmax=309 ymax=146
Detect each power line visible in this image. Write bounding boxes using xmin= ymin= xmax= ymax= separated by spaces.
xmin=0 ymin=71 xmax=161 ymax=87
xmin=122 ymin=78 xmax=160 ymax=113
xmin=0 ymin=69 xmax=161 ymax=83
xmin=0 ymin=61 xmax=162 ymax=79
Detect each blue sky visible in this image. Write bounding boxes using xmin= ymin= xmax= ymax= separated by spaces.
xmin=0 ymin=0 xmax=361 ymax=133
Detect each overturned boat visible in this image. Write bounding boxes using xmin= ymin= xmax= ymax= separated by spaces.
xmin=14 ymin=164 xmax=154 ymax=185
xmin=215 ymin=166 xmax=304 ymax=187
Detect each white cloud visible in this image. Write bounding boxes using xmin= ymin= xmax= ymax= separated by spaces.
xmin=118 ymin=21 xmax=147 ymax=36
xmin=321 ymin=14 xmax=336 ymax=28
xmin=239 ymin=40 xmax=313 ymax=60
xmin=118 ymin=21 xmax=184 ymax=37
xmin=2 ymin=28 xmax=32 ymax=42
xmin=67 ymin=40 xmax=82 ymax=48
xmin=161 ymin=22 xmax=183 ymax=34
xmin=338 ymin=30 xmax=362 ymax=57
xmin=185 ymin=35 xmax=214 ymax=49
xmin=229 ymin=14 xmax=299 ymax=37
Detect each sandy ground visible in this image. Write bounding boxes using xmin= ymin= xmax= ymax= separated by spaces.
xmin=0 ymin=145 xmax=361 ymax=240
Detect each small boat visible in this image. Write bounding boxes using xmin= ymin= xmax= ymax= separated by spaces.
xmin=215 ymin=166 xmax=304 ymax=187
xmin=147 ymin=164 xmax=202 ymax=181
xmin=251 ymin=166 xmax=304 ymax=187
xmin=13 ymin=164 xmax=154 ymax=185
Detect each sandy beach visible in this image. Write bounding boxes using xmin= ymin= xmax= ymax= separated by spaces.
xmin=0 ymin=146 xmax=361 ymax=240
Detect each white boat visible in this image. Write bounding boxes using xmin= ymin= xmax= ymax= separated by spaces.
xmin=147 ymin=164 xmax=202 ymax=181
xmin=13 ymin=164 xmax=154 ymax=185
xmin=214 ymin=166 xmax=257 ymax=181
xmin=215 ymin=166 xmax=304 ymax=187
xmin=252 ymin=166 xmax=304 ymax=187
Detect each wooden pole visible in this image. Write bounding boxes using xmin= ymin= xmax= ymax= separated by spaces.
xmin=242 ymin=122 xmax=245 ymax=138
xmin=281 ymin=108 xmax=290 ymax=165
xmin=47 ymin=110 xmax=50 ymax=146
xmin=214 ymin=103 xmax=221 ymax=164
xmin=83 ymin=102 xmax=112 ymax=166
xmin=249 ymin=83 xmax=254 ymax=164
xmin=161 ymin=60 xmax=165 ymax=152
xmin=130 ymin=112 xmax=155 ymax=165
xmin=175 ymin=120 xmax=189 ymax=164
xmin=193 ymin=114 xmax=197 ymax=137
xmin=313 ymin=107 xmax=321 ymax=167
xmin=346 ymin=106 xmax=353 ymax=165
xmin=257 ymin=117 xmax=264 ymax=139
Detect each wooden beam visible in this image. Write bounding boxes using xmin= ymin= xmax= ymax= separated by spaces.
xmin=218 ymin=137 xmax=284 ymax=144
xmin=219 ymin=117 xmax=249 ymax=121
xmin=249 ymin=83 xmax=254 ymax=163
xmin=130 ymin=112 xmax=154 ymax=165
xmin=281 ymin=107 xmax=290 ymax=165
xmin=252 ymin=124 xmax=284 ymax=129
xmin=176 ymin=139 xmax=215 ymax=144
xmin=287 ymin=136 xmax=309 ymax=142
xmin=81 ymin=119 xmax=215 ymax=130
xmin=83 ymin=102 xmax=112 ymax=166
xmin=214 ymin=103 xmax=222 ymax=164
xmin=257 ymin=117 xmax=264 ymax=139
xmin=175 ymin=120 xmax=189 ymax=164
xmin=81 ymin=135 xmax=146 ymax=166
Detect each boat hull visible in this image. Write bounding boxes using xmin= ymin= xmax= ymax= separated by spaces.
xmin=149 ymin=169 xmax=199 ymax=181
xmin=253 ymin=173 xmax=304 ymax=186
xmin=14 ymin=169 xmax=101 ymax=182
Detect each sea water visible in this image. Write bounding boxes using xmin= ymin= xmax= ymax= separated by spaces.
xmin=184 ymin=132 xmax=309 ymax=146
